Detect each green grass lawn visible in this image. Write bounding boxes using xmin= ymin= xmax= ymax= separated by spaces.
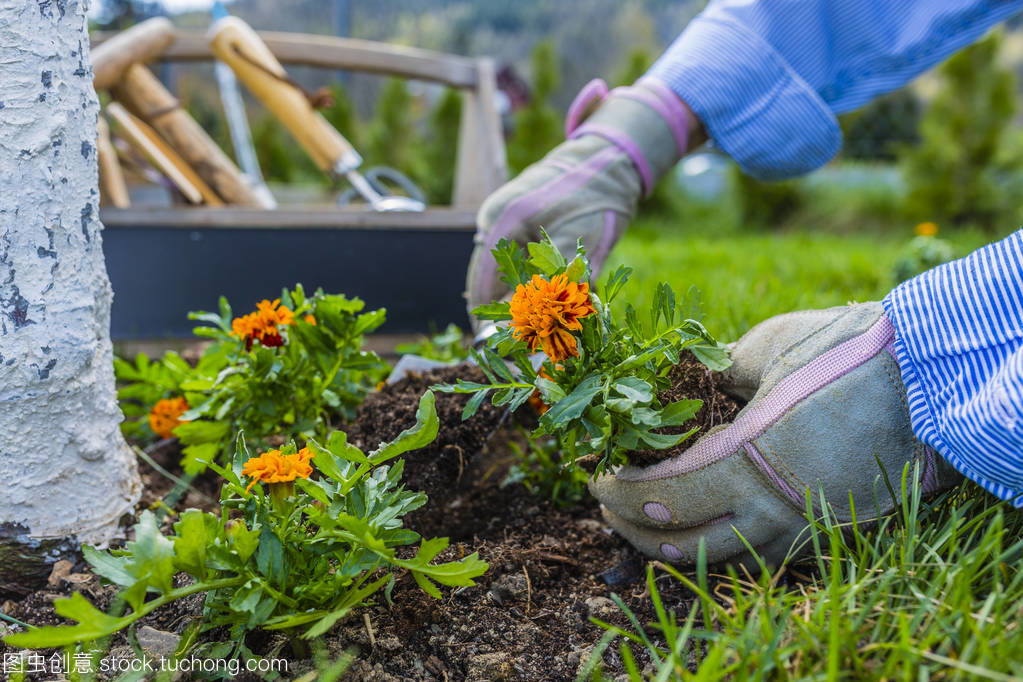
xmin=608 ymin=216 xmax=992 ymax=341
xmin=589 ymin=215 xmax=1023 ymax=680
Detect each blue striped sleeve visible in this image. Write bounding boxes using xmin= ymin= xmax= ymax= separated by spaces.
xmin=883 ymin=230 xmax=1023 ymax=505
xmin=647 ymin=0 xmax=1023 ymax=180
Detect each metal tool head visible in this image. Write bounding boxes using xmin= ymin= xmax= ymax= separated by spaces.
xmin=341 ymin=166 xmax=425 ymax=212
xmin=369 ymin=194 xmax=426 ymax=212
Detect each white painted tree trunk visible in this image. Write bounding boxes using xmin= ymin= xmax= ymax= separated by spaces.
xmin=0 ymin=1 xmax=140 ymax=547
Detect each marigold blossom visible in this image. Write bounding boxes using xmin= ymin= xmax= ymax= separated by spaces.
xmin=149 ymin=397 xmax=189 ymax=439
xmin=915 ymin=222 xmax=939 ymax=237
xmin=231 ymin=298 xmax=296 ymax=349
xmin=241 ymin=447 xmax=314 ymax=493
xmin=510 ymin=273 xmax=595 ymax=362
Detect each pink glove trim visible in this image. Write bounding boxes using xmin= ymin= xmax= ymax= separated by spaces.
xmin=569 ymin=122 xmax=653 ymax=194
xmin=474 ymin=146 xmax=622 ymax=306
xmin=618 ymin=314 xmax=897 ymax=482
xmin=614 ymin=84 xmax=689 ymax=157
xmin=565 ymin=78 xmax=609 ymax=137
xmin=638 ymin=77 xmax=692 ymax=152
xmin=742 ymin=443 xmax=803 ymax=505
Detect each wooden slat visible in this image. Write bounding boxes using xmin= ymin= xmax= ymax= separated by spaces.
xmin=453 ymin=58 xmax=508 ymax=207
xmin=92 ymin=29 xmax=479 ymax=89
xmin=100 ymin=207 xmax=478 ymax=230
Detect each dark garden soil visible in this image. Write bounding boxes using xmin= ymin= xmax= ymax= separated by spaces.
xmin=0 ymin=359 xmax=742 ymax=681
xmin=628 ymin=355 xmax=744 ymax=467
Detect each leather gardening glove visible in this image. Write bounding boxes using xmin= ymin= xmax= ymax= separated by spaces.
xmin=589 ymin=302 xmax=963 ymax=567
xmin=465 ymin=77 xmax=697 ymax=319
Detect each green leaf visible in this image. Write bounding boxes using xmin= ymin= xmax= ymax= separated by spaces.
xmin=471 ymin=302 xmax=512 ymax=320
xmin=2 ymin=592 xmax=132 ymax=648
xmin=659 ymin=399 xmax=702 ymax=426
xmin=369 ymin=391 xmax=440 ymax=465
xmin=541 ymin=374 xmax=603 ymax=426
xmin=173 ymin=510 xmax=220 ymax=580
xmin=493 ymin=238 xmax=531 ymax=288
xmin=612 ymin=377 xmax=654 ymax=403
xmin=255 ymin=527 xmax=285 ymax=583
xmin=527 ymin=232 xmax=567 ymax=275
xmin=690 ymin=343 xmax=733 ymax=372
xmin=83 ymin=545 xmax=134 ymax=586
xmin=564 ymin=254 xmax=588 ymax=282
xmin=181 ymin=442 xmax=221 ymax=476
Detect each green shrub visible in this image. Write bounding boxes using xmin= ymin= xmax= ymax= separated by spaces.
xmin=731 ymin=165 xmax=805 ymax=228
xmin=901 ymin=31 xmax=1023 ymax=230
xmin=840 ymin=88 xmax=921 ymax=161
xmin=508 ymin=40 xmax=563 ymax=174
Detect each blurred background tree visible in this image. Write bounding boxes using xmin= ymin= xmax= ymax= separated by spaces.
xmin=508 ymin=40 xmax=562 ymax=174
xmin=901 ymin=31 xmax=1023 ymax=231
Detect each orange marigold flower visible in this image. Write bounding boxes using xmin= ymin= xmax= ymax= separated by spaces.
xmin=915 ymin=222 xmax=938 ymax=237
xmin=303 ymin=314 xmax=316 ymax=325
xmin=149 ymin=397 xmax=189 ymax=439
xmin=510 ymin=273 xmax=595 ymax=362
xmin=241 ymin=447 xmax=315 ymax=493
xmin=231 ymin=298 xmax=295 ymax=349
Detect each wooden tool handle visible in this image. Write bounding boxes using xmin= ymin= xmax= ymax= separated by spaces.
xmin=112 ymin=64 xmax=264 ymax=207
xmin=97 ymin=117 xmax=130 ymax=208
xmin=107 ymin=102 xmax=223 ymax=206
xmin=92 ymin=17 xmax=176 ymax=91
xmin=209 ymin=17 xmax=359 ymax=173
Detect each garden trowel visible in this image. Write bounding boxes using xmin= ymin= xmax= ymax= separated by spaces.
xmin=208 ymin=16 xmax=425 ymax=212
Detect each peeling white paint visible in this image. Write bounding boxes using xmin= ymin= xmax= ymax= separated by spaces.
xmin=0 ymin=0 xmax=141 ymax=545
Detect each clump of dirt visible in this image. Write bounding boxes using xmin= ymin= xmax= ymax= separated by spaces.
xmin=345 ymin=364 xmax=507 ymax=537
xmin=628 ymin=354 xmax=744 ymax=466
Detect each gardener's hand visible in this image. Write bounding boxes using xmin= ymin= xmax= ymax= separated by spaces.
xmin=465 ymin=78 xmax=702 ymax=316
xmin=589 ymin=302 xmax=963 ymax=567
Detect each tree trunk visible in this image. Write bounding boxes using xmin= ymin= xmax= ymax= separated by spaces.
xmin=0 ymin=0 xmax=141 ymax=589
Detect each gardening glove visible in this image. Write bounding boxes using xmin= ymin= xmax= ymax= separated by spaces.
xmin=465 ymin=77 xmax=695 ymax=320
xmin=589 ymin=302 xmax=963 ymax=567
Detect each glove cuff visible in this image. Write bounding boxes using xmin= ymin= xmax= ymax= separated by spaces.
xmin=565 ymin=77 xmax=691 ymax=196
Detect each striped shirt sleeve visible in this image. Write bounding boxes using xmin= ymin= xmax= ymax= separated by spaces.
xmin=647 ymin=0 xmax=1023 ymax=180
xmin=883 ymin=230 xmax=1023 ymax=505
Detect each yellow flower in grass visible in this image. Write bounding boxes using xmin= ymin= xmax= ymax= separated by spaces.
xmin=510 ymin=273 xmax=595 ymax=362
xmin=149 ymin=397 xmax=189 ymax=439
xmin=231 ymin=299 xmax=296 ymax=349
xmin=915 ymin=222 xmax=939 ymax=237
xmin=241 ymin=447 xmax=314 ymax=494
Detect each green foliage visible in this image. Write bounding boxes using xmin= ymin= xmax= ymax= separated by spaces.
xmin=116 ymin=285 xmax=388 ymax=474
xmin=436 ymin=233 xmax=729 ymax=476
xmin=4 ymin=393 xmax=488 ymax=649
xmin=366 ymin=78 xmax=423 ymax=178
xmin=893 ymin=233 xmax=957 ymax=283
xmin=613 ymin=47 xmax=653 ymax=88
xmin=251 ymin=110 xmax=322 ymax=184
xmin=394 ymin=323 xmax=469 ymax=363
xmin=731 ymin=164 xmax=805 ymax=228
xmin=840 ymin=88 xmax=921 ymax=161
xmin=901 ymin=31 xmax=1023 ymax=230
xmin=420 ymin=88 xmax=463 ymax=205
xmin=321 ymin=83 xmax=363 ymax=152
xmin=502 ymin=430 xmax=588 ymax=507
xmin=509 ymin=40 xmax=563 ymax=174
xmin=582 ymin=465 xmax=1023 ymax=680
